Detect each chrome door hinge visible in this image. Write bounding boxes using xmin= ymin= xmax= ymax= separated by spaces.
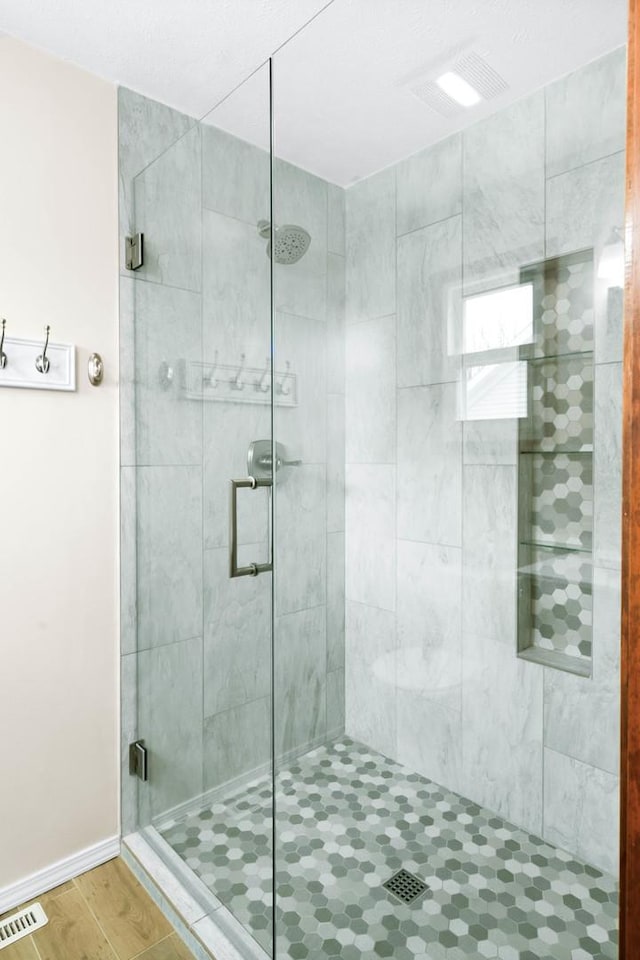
xmin=129 ymin=739 xmax=149 ymax=781
xmin=125 ymin=233 xmax=144 ymax=270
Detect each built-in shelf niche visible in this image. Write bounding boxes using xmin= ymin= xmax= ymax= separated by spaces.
xmin=517 ymin=249 xmax=594 ymax=677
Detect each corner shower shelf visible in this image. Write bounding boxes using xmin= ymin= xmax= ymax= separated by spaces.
xmin=516 ymin=249 xmax=594 ymax=677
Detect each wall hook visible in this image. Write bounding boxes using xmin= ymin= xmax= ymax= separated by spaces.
xmin=256 ymin=357 xmax=271 ymax=393
xmin=35 ymin=325 xmax=51 ymax=375
xmin=0 ymin=319 xmax=7 ymax=370
xmin=232 ymin=353 xmax=246 ymax=391
xmin=204 ymin=350 xmax=219 ymax=389
xmin=277 ymin=360 xmax=291 ymax=396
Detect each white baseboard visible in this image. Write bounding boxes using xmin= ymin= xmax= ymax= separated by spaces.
xmin=0 ymin=835 xmax=120 ymax=915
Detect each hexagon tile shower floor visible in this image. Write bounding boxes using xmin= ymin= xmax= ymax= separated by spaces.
xmin=160 ymin=739 xmax=618 ymax=960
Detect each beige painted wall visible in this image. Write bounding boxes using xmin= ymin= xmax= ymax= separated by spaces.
xmin=0 ymin=37 xmax=119 ymax=888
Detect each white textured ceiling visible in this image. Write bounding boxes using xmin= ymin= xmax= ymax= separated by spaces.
xmin=0 ymin=0 xmax=329 ymax=117
xmin=0 ymin=0 xmax=627 ymax=185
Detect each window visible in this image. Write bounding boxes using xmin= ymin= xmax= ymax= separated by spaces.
xmin=460 ymin=283 xmax=533 ymax=420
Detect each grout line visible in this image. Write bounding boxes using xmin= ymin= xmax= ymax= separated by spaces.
xmin=345 ymin=597 xmax=396 ymax=617
xmin=545 ymin=147 xmax=626 ymax=183
xmin=201 ymin=202 xmax=266 ymax=230
xmin=542 ymin=740 xmax=619 ymax=778
xmin=392 ymin=162 xmax=399 ymax=756
xmin=543 ymin=84 xmax=548 ymax=264
xmin=276 ymin=307 xmax=328 ymax=325
xmin=594 ymin=358 xmax=625 ymax=368
xmin=129 ymin=931 xmax=175 ymax=960
xmin=396 ymin=210 xmax=462 ymax=241
xmin=346 ymin=311 xmax=396 ymax=328
xmin=31 ymin=936 xmax=44 ymax=960
xmin=136 ymin=634 xmax=203 ymax=656
xmin=132 ymin=463 xmax=203 ymax=470
xmin=200 ymin=95 xmax=206 ymax=817
xmin=119 ymin=271 xmax=202 ymax=298
xmin=70 ymin=876 xmax=121 ymax=960
xmin=540 ymin=71 xmax=547 ymax=829
xmin=396 ymin=378 xmax=459 ymax=391
xmin=38 ymin=886 xmax=77 ymax=905
xmin=204 ymin=691 xmax=271 ymax=723
xmin=269 ymin=59 xmax=277 ymax=960
xmin=459 ymin=126 xmax=467 ymax=785
xmin=325 ymin=178 xmax=331 ymax=712
xmin=345 ymin=459 xmax=395 ymax=467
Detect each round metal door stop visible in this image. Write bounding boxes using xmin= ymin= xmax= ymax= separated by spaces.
xmin=88 ymin=352 xmax=104 ymax=386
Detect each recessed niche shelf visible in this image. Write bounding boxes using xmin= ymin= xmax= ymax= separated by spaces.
xmin=518 ymin=645 xmax=591 ymax=678
xmin=519 ymin=447 xmax=594 ymax=455
xmin=518 ymin=543 xmax=593 ymax=578
xmin=517 ymin=249 xmax=594 ymax=676
xmin=518 ymin=543 xmax=593 ymax=674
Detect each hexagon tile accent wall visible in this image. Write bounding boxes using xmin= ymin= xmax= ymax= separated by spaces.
xmin=517 ymin=250 xmax=594 ymax=677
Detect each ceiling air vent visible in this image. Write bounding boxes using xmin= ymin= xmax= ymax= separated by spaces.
xmin=411 ymin=52 xmax=508 ymax=117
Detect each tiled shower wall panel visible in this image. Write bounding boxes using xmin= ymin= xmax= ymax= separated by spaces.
xmin=344 ymin=47 xmax=624 ymax=874
xmin=119 ymin=89 xmax=345 ymax=827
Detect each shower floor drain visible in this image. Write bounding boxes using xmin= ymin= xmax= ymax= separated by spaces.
xmin=383 ymin=868 xmax=429 ymax=905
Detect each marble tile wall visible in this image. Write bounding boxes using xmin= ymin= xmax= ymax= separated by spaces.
xmin=344 ymin=46 xmax=625 ymax=875
xmin=119 ymin=87 xmax=345 ymax=825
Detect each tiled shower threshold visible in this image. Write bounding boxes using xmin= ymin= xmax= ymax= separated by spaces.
xmin=122 ymin=828 xmax=266 ymax=960
xmin=126 ymin=738 xmax=618 ymax=960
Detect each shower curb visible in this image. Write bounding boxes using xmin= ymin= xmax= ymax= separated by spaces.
xmin=122 ymin=831 xmax=268 ymax=960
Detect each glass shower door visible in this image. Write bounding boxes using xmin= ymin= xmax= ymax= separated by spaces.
xmin=125 ymin=62 xmax=276 ymax=954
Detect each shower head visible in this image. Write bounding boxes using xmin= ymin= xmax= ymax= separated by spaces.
xmin=257 ymin=220 xmax=311 ymax=265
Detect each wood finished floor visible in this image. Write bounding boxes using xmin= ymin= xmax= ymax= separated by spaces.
xmin=0 ymin=858 xmax=196 ymax=960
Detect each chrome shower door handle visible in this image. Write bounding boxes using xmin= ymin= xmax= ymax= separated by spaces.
xmin=229 ymin=477 xmax=273 ymax=578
